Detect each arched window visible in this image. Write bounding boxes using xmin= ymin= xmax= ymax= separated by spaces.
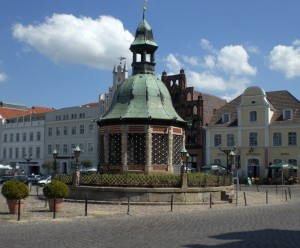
xmin=193 ymin=105 xmax=197 ymax=115
xmin=187 ymin=92 xmax=192 ymax=101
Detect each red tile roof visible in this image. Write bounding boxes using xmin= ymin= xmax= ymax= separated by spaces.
xmin=0 ymin=106 xmax=54 ymax=120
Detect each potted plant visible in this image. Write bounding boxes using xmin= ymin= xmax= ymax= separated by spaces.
xmin=1 ymin=180 xmax=30 ymax=214
xmin=43 ymin=180 xmax=69 ymax=212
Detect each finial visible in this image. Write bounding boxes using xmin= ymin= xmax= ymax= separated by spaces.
xmin=143 ymin=0 xmax=147 ymax=19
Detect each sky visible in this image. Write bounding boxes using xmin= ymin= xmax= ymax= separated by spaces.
xmin=1 ymin=0 xmax=300 ymax=109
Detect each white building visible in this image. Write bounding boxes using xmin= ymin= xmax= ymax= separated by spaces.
xmin=44 ymin=103 xmax=99 ymax=174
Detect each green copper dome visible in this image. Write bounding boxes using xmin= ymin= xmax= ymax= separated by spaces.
xmin=100 ymin=74 xmax=185 ymax=124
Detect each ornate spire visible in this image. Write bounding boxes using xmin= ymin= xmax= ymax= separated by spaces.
xmin=143 ymin=0 xmax=147 ymax=20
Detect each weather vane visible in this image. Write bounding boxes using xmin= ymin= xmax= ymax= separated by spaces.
xmin=143 ymin=0 xmax=147 ymax=19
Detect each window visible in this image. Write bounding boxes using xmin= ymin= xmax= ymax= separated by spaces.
xmin=71 ymin=126 xmax=77 ymax=135
xmin=288 ymin=159 xmax=297 ymax=166
xmin=15 ymin=148 xmax=19 ymax=159
xmin=23 ymin=133 xmax=26 ymax=141
xmin=10 ymin=133 xmax=13 ymax=142
xmin=288 ymin=132 xmax=297 ymax=146
xmin=16 ymin=133 xmax=20 ymax=142
xmin=79 ymin=113 xmax=85 ymax=118
xmin=273 ymin=132 xmax=282 ymax=146
xmin=88 ymin=143 xmax=93 ymax=154
xmin=80 ymin=125 xmax=85 ymax=135
xmin=283 ymin=109 xmax=292 ymax=120
xmin=249 ymin=132 xmax=258 ymax=146
xmin=71 ymin=143 xmax=76 ymax=153
xmin=214 ymin=134 xmax=222 ymax=147
xmin=222 ymin=113 xmax=230 ymax=123
xmin=48 ymin=127 xmax=52 ymax=136
xmin=29 ymin=132 xmax=34 ymax=141
xmin=37 ymin=132 xmax=41 ymax=141
xmin=36 ymin=147 xmax=40 ymax=159
xmin=63 ymin=126 xmax=68 ymax=135
xmin=55 ymin=115 xmax=61 ymax=121
xmin=9 ymin=148 xmax=12 ymax=159
xmin=4 ymin=134 xmax=7 ymax=142
xmin=79 ymin=143 xmax=84 ymax=153
xmin=250 ymin=111 xmax=257 ymax=122
xmin=71 ymin=114 xmax=77 ymax=119
xmin=63 ymin=114 xmax=69 ymax=120
xmin=55 ymin=144 xmax=60 ymax=153
xmin=29 ymin=147 xmax=33 ymax=157
xmin=56 ymin=127 xmax=61 ymax=136
xmin=88 ymin=124 xmax=94 ymax=134
xmin=227 ymin=134 xmax=235 ymax=146
xmin=22 ymin=147 xmax=26 ymax=158
xmin=48 ymin=144 xmax=52 ymax=155
xmin=63 ymin=144 xmax=68 ymax=154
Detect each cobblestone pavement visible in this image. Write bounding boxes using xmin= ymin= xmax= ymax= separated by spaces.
xmin=0 ymin=185 xmax=299 ymax=247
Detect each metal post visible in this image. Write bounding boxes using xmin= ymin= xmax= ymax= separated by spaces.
xmin=17 ymin=199 xmax=21 ymax=221
xmin=85 ymin=193 xmax=88 ymax=216
xmin=244 ymin=192 xmax=247 ymax=206
xmin=209 ymin=193 xmax=212 ymax=209
xmin=275 ymin=185 xmax=278 ymax=194
xmin=266 ymin=190 xmax=268 ymax=204
xmin=53 ymin=197 xmax=56 ymax=219
xmin=285 ymin=189 xmax=287 ymax=202
xmin=236 ymin=169 xmax=239 ymax=206
xmin=127 ymin=195 xmax=131 ymax=215
xmin=170 ymin=194 xmax=174 ymax=212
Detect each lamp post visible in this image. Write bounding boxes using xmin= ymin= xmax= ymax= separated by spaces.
xmin=24 ymin=154 xmax=33 ymax=176
xmin=180 ymin=147 xmax=189 ymax=173
xmin=52 ymin=149 xmax=58 ymax=179
xmin=73 ymin=146 xmax=81 ymax=186
xmin=180 ymin=147 xmax=189 ymax=189
xmin=219 ymin=145 xmax=236 ymax=174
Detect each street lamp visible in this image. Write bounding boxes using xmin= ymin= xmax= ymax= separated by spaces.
xmin=74 ymin=146 xmax=81 ymax=171
xmin=73 ymin=146 xmax=81 ymax=187
xmin=52 ymin=149 xmax=58 ymax=179
xmin=180 ymin=147 xmax=189 ymax=173
xmin=24 ymin=154 xmax=33 ymax=176
xmin=219 ymin=145 xmax=236 ymax=174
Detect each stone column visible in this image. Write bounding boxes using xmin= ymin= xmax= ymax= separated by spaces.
xmin=145 ymin=125 xmax=152 ymax=174
xmin=121 ymin=125 xmax=128 ymax=173
xmin=168 ymin=127 xmax=174 ymax=173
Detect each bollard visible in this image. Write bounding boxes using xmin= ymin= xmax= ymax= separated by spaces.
xmin=244 ymin=192 xmax=247 ymax=206
xmin=17 ymin=199 xmax=21 ymax=221
xmin=127 ymin=195 xmax=131 ymax=215
xmin=275 ymin=185 xmax=278 ymax=194
xmin=36 ymin=187 xmax=39 ymax=196
xmin=256 ymin=184 xmax=259 ymax=192
xmin=285 ymin=189 xmax=287 ymax=202
xmin=288 ymin=187 xmax=291 ymax=199
xmin=209 ymin=193 xmax=212 ymax=209
xmin=266 ymin=190 xmax=268 ymax=204
xmin=170 ymin=194 xmax=174 ymax=212
xmin=85 ymin=193 xmax=88 ymax=216
xmin=53 ymin=197 xmax=56 ymax=219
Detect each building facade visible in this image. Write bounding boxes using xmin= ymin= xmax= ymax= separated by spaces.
xmin=206 ymin=86 xmax=300 ymax=179
xmin=44 ymin=103 xmax=99 ymax=174
xmin=161 ymin=69 xmax=226 ymax=171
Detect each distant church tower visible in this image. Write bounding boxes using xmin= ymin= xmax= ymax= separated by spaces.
xmin=99 ymin=59 xmax=128 ymax=115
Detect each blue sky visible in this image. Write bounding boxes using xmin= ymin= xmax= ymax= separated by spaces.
xmin=1 ymin=0 xmax=300 ymax=109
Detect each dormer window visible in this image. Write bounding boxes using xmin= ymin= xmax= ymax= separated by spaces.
xmin=283 ymin=109 xmax=292 ymax=120
xmin=249 ymin=111 xmax=257 ymax=122
xmin=222 ymin=113 xmax=230 ymax=123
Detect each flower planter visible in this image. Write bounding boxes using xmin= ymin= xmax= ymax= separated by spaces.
xmin=6 ymin=199 xmax=24 ymax=214
xmin=47 ymin=198 xmax=64 ymax=212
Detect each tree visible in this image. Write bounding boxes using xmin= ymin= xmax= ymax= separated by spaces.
xmin=42 ymin=161 xmax=52 ymax=175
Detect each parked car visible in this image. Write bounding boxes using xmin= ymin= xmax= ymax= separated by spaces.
xmin=38 ymin=176 xmax=51 ymax=186
xmin=0 ymin=176 xmax=13 ymax=184
xmin=12 ymin=175 xmax=31 ymax=185
xmin=27 ymin=175 xmax=42 ymax=185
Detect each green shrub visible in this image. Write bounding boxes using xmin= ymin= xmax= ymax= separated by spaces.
xmin=43 ymin=180 xmax=69 ymax=198
xmin=1 ymin=180 xmax=30 ymax=199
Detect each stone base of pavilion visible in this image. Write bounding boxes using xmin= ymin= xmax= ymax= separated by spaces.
xmin=68 ymin=185 xmax=235 ymax=204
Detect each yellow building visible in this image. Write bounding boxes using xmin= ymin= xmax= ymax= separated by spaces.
xmin=206 ymin=86 xmax=299 ymax=180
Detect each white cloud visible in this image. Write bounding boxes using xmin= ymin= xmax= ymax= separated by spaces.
xmin=182 ymin=55 xmax=199 ymax=66
xmin=217 ymin=45 xmax=257 ymax=76
xmin=0 ymin=73 xmax=7 ymax=82
xmin=163 ymin=41 xmax=255 ymax=101
xmin=292 ymin=39 xmax=300 ymax=46
xmin=269 ymin=44 xmax=300 ymax=78
xmin=12 ymin=14 xmax=134 ymax=70
xmin=165 ymin=53 xmax=182 ymax=73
